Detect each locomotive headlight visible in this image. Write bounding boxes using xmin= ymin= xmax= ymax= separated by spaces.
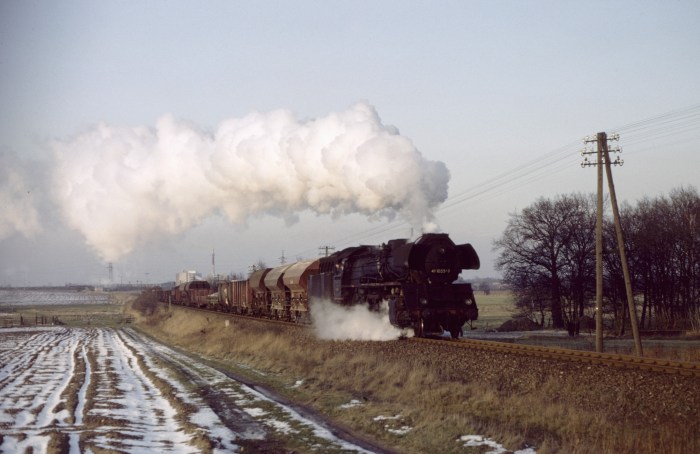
xmin=465 ymin=298 xmax=473 ymax=306
xmin=420 ymin=298 xmax=428 ymax=305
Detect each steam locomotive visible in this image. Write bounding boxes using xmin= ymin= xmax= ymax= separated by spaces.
xmin=309 ymin=233 xmax=480 ymax=337
xmin=155 ymin=233 xmax=480 ymax=338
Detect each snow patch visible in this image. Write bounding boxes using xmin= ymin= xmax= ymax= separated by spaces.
xmin=459 ymin=435 xmax=537 ymax=453
xmin=340 ymin=399 xmax=364 ymax=409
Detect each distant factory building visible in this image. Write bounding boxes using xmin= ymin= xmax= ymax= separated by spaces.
xmin=176 ymin=270 xmax=201 ymax=286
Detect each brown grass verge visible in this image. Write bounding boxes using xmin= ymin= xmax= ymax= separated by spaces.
xmin=125 ymin=295 xmax=700 ymax=454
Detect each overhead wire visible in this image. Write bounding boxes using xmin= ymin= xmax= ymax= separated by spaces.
xmin=613 ymin=103 xmax=700 ymax=133
xmin=614 ymin=104 xmax=700 ymax=147
xmin=437 ymin=141 xmax=581 ymax=215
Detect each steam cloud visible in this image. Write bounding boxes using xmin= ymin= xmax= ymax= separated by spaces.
xmin=310 ymin=299 xmax=406 ymax=341
xmin=0 ymin=153 xmax=42 ymax=241
xmin=50 ymin=102 xmax=449 ymax=261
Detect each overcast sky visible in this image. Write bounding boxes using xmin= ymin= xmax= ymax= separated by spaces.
xmin=1 ymin=0 xmax=699 ymax=286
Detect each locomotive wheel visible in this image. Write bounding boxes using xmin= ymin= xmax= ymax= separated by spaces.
xmin=449 ymin=322 xmax=462 ymax=339
xmin=414 ymin=318 xmax=425 ymax=338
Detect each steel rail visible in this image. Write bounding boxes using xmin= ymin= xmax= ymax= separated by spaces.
xmin=413 ymin=337 xmax=700 ymax=377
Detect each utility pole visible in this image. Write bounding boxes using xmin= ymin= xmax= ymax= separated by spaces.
xmin=581 ymin=132 xmax=642 ymax=356
xmin=279 ymin=250 xmax=286 ymax=265
xmin=602 ymin=135 xmax=643 ymax=356
xmin=318 ymin=245 xmax=335 ymax=257
xmin=582 ymin=132 xmax=608 ymax=353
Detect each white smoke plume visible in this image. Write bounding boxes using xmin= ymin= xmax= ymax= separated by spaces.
xmin=51 ymin=102 xmax=449 ymax=261
xmin=310 ymin=299 xmax=406 ymax=341
xmin=0 ymin=152 xmax=42 ymax=241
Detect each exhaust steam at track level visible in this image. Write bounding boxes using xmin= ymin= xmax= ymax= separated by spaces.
xmin=50 ymin=102 xmax=450 ymax=262
xmin=310 ymin=299 xmax=406 ymax=341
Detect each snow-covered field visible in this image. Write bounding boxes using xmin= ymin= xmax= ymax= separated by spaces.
xmin=0 ymin=326 xmax=376 ymax=453
xmin=0 ymin=289 xmax=111 ymax=306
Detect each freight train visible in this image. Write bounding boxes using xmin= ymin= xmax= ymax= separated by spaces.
xmin=154 ymin=233 xmax=480 ymax=338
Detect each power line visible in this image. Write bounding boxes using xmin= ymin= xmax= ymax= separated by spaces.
xmin=613 ymin=103 xmax=700 ymax=133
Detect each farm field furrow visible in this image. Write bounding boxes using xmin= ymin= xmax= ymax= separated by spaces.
xmin=0 ymin=327 xmax=375 ymax=453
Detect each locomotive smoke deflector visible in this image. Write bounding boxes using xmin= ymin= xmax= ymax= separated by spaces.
xmin=456 ymin=243 xmax=480 ymax=270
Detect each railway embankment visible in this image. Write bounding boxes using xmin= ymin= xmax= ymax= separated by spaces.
xmin=126 ymin=296 xmax=700 ymax=454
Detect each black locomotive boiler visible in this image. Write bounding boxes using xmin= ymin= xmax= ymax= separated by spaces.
xmin=309 ymin=233 xmax=480 ymax=338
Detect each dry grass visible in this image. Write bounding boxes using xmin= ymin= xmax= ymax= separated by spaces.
xmin=125 ymin=296 xmax=700 ymax=454
xmin=472 ymin=290 xmax=515 ymax=329
xmin=690 ymin=307 xmax=700 ymax=334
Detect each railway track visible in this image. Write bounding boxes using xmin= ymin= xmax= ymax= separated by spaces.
xmin=163 ymin=302 xmax=700 ymax=378
xmin=414 ymin=336 xmax=700 ymax=377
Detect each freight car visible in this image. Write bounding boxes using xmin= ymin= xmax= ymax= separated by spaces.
xmin=158 ymin=280 xmax=213 ymax=307
xmin=155 ymin=233 xmax=479 ymax=338
xmin=181 ymin=280 xmax=212 ymax=307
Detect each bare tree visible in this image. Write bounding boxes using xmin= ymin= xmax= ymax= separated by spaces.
xmin=627 ymin=186 xmax=700 ymax=328
xmin=495 ymin=186 xmax=699 ymax=332
xmin=494 ymin=194 xmax=597 ymax=330
xmin=477 ymin=281 xmax=492 ymax=295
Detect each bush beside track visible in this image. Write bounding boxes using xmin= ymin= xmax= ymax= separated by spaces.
xmin=125 ymin=293 xmax=700 ymax=454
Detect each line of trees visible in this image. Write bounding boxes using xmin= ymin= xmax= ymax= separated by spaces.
xmin=493 ymin=186 xmax=699 ymax=333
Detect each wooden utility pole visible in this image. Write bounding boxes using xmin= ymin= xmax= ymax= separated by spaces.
xmin=602 ymin=137 xmax=643 ymax=356
xmin=319 ymin=245 xmax=335 ymax=257
xmin=582 ymin=132 xmax=643 ymax=356
xmin=595 ymin=133 xmax=605 ymax=353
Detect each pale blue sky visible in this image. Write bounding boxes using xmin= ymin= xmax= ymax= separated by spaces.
xmin=1 ymin=1 xmax=699 ymax=285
